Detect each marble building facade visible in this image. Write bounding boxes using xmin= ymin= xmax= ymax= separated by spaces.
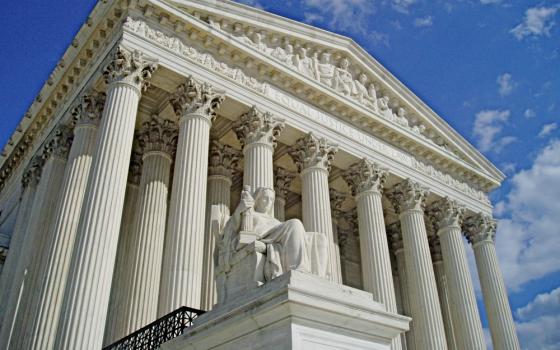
xmin=0 ymin=0 xmax=519 ymax=349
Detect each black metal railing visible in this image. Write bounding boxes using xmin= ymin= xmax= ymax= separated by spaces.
xmin=103 ymin=306 xmax=205 ymax=350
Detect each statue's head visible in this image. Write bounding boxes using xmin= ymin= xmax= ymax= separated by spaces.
xmin=254 ymin=187 xmax=275 ymax=216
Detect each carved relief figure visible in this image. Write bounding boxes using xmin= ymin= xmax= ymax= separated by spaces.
xmin=271 ymin=40 xmax=294 ymax=65
xmin=313 ymin=52 xmax=335 ymax=87
xmin=366 ymin=82 xmax=378 ymax=111
xmin=293 ymin=47 xmax=316 ymax=79
xmin=218 ymin=187 xmax=327 ymax=282
xmin=378 ymin=95 xmax=394 ymax=119
xmin=394 ymin=107 xmax=409 ymax=127
xmin=251 ymin=32 xmax=268 ymax=52
xmin=333 ymin=58 xmax=356 ymax=96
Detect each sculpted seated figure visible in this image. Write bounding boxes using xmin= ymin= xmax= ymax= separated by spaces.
xmin=215 ymin=187 xmax=327 ymax=302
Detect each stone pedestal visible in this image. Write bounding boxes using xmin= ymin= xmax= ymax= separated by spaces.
xmin=163 ymin=270 xmax=409 ymax=350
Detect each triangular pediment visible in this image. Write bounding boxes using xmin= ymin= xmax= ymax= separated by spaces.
xmin=154 ymin=0 xmax=503 ymax=190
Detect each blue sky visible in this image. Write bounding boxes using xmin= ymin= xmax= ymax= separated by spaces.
xmin=0 ymin=0 xmax=559 ymax=349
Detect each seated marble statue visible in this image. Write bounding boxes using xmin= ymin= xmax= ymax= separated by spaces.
xmin=218 ymin=187 xmax=327 ymax=284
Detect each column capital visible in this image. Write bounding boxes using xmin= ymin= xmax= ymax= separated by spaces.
xmin=289 ymin=132 xmax=338 ymax=173
xmin=386 ymin=179 xmax=429 ymax=214
xmin=337 ymin=210 xmax=357 ymax=251
xmin=22 ymin=155 xmax=43 ymax=189
xmin=429 ymin=235 xmax=443 ymax=262
xmin=42 ymin=125 xmax=73 ymax=161
xmin=138 ymin=115 xmax=178 ymax=157
xmin=103 ymin=46 xmax=157 ymax=93
xmin=464 ymin=213 xmax=497 ymax=245
xmin=343 ymin=158 xmax=387 ymax=196
xmin=72 ymin=90 xmax=105 ymax=128
xmin=274 ymin=167 xmax=295 ymax=201
xmin=169 ymin=76 xmax=225 ymax=123
xmin=427 ymin=197 xmax=465 ymax=232
xmin=128 ymin=151 xmax=143 ymax=185
xmin=386 ymin=222 xmax=404 ymax=253
xmin=209 ymin=140 xmax=240 ymax=177
xmin=329 ymin=188 xmax=346 ymax=216
xmin=234 ymin=106 xmax=285 ymax=149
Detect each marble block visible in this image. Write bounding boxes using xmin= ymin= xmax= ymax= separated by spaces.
xmin=162 ymin=270 xmax=409 ymax=350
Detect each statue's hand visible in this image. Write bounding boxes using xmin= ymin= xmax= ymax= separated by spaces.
xmin=239 ymin=191 xmax=255 ymax=212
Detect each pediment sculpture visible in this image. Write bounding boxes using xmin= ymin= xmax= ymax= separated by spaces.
xmin=213 ymin=186 xmax=328 ymax=303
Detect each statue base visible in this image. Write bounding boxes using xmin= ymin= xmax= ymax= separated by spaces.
xmin=162 ymin=270 xmax=409 ymax=350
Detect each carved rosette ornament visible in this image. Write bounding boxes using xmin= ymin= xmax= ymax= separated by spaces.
xmin=387 ymin=179 xmax=429 ymax=214
xmin=208 ymin=141 xmax=240 ymax=177
xmin=234 ymin=106 xmax=285 ymax=148
xmin=427 ymin=197 xmax=465 ymax=232
xmin=343 ymin=158 xmax=387 ymax=196
xmin=274 ymin=167 xmax=294 ymax=201
xmin=289 ymin=133 xmax=338 ymax=173
xmin=169 ymin=76 xmax=225 ymax=123
xmin=464 ymin=213 xmax=497 ymax=246
xmin=71 ymin=90 xmax=106 ymax=128
xmin=42 ymin=125 xmax=73 ymax=161
xmin=103 ymin=46 xmax=158 ymax=93
xmin=137 ymin=115 xmax=178 ymax=157
xmin=21 ymin=156 xmax=43 ymax=189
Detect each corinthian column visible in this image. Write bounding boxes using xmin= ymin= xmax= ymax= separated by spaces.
xmin=235 ymin=106 xmax=284 ymax=191
xmin=464 ymin=214 xmax=520 ymax=350
xmin=428 ymin=199 xmax=485 ymax=349
xmin=159 ymin=77 xmax=224 ymax=314
xmin=0 ymin=160 xmax=40 ymax=328
xmin=387 ymin=180 xmax=447 ymax=350
xmin=0 ymin=126 xmax=72 ymax=350
xmin=103 ymin=153 xmax=142 ymax=345
xmin=344 ymin=159 xmax=402 ymax=350
xmin=274 ymin=167 xmax=294 ymax=221
xmin=121 ymin=116 xmax=177 ymax=335
xmin=290 ymin=133 xmax=340 ymax=283
xmin=429 ymin=236 xmax=458 ymax=350
xmin=201 ymin=141 xmax=239 ymax=311
xmin=388 ymin=223 xmax=416 ymax=350
xmin=24 ymin=91 xmax=105 ymax=350
xmin=54 ymin=46 xmax=157 ymax=350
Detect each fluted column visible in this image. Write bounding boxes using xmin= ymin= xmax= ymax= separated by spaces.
xmin=0 ymin=126 xmax=72 ymax=350
xmin=120 ymin=116 xmax=176 ymax=335
xmin=0 ymin=160 xmax=40 ymax=326
xmin=388 ymin=223 xmax=415 ymax=350
xmin=429 ymin=236 xmax=458 ymax=350
xmin=387 ymin=180 xmax=447 ymax=350
xmin=329 ymin=188 xmax=345 ymax=284
xmin=428 ymin=198 xmax=485 ymax=349
xmin=0 ymin=160 xmax=41 ymax=330
xmin=235 ymin=106 xmax=284 ymax=192
xmin=344 ymin=159 xmax=402 ymax=350
xmin=201 ymin=141 xmax=239 ymax=311
xmin=54 ymin=46 xmax=156 ymax=350
xmin=465 ymin=214 xmax=520 ymax=350
xmin=290 ymin=133 xmax=340 ymax=283
xmin=103 ymin=154 xmax=142 ymax=346
xmin=391 ymin=253 xmax=408 ymax=349
xmin=159 ymin=77 xmax=224 ymax=314
xmin=23 ymin=91 xmax=105 ymax=350
xmin=274 ymin=167 xmax=294 ymax=221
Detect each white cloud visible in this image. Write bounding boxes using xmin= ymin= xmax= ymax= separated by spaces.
xmin=524 ymin=108 xmax=536 ymax=118
xmin=497 ymin=73 xmax=515 ymax=96
xmin=391 ymin=0 xmax=417 ymax=14
xmin=414 ymin=16 xmax=433 ymax=27
xmin=515 ymin=288 xmax=560 ymax=350
xmin=493 ymin=140 xmax=560 ymax=290
xmin=511 ymin=6 xmax=559 ymax=40
xmin=472 ymin=109 xmax=513 ymax=152
xmin=303 ymin=0 xmax=374 ymax=35
xmin=538 ymin=122 xmax=558 ymax=138
xmin=480 ymin=0 xmax=500 ymax=4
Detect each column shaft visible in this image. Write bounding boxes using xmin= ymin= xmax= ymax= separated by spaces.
xmin=122 ymin=151 xmax=172 ymax=334
xmin=103 ymin=177 xmax=140 ymax=345
xmin=274 ymin=197 xmax=286 ymax=221
xmin=439 ymin=225 xmax=485 ymax=349
xmin=399 ymin=209 xmax=447 ymax=349
xmin=473 ymin=239 xmax=520 ymax=350
xmin=432 ymin=259 xmax=458 ymax=350
xmin=0 ymin=152 xmax=68 ymax=349
xmin=356 ymin=191 xmax=401 ymax=350
xmin=201 ymin=175 xmax=231 ymax=310
xmin=243 ymin=143 xmax=273 ymax=190
xmin=394 ymin=244 xmax=415 ymax=350
xmin=25 ymin=122 xmax=99 ymax=350
xmin=55 ymin=47 xmax=154 ymax=349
